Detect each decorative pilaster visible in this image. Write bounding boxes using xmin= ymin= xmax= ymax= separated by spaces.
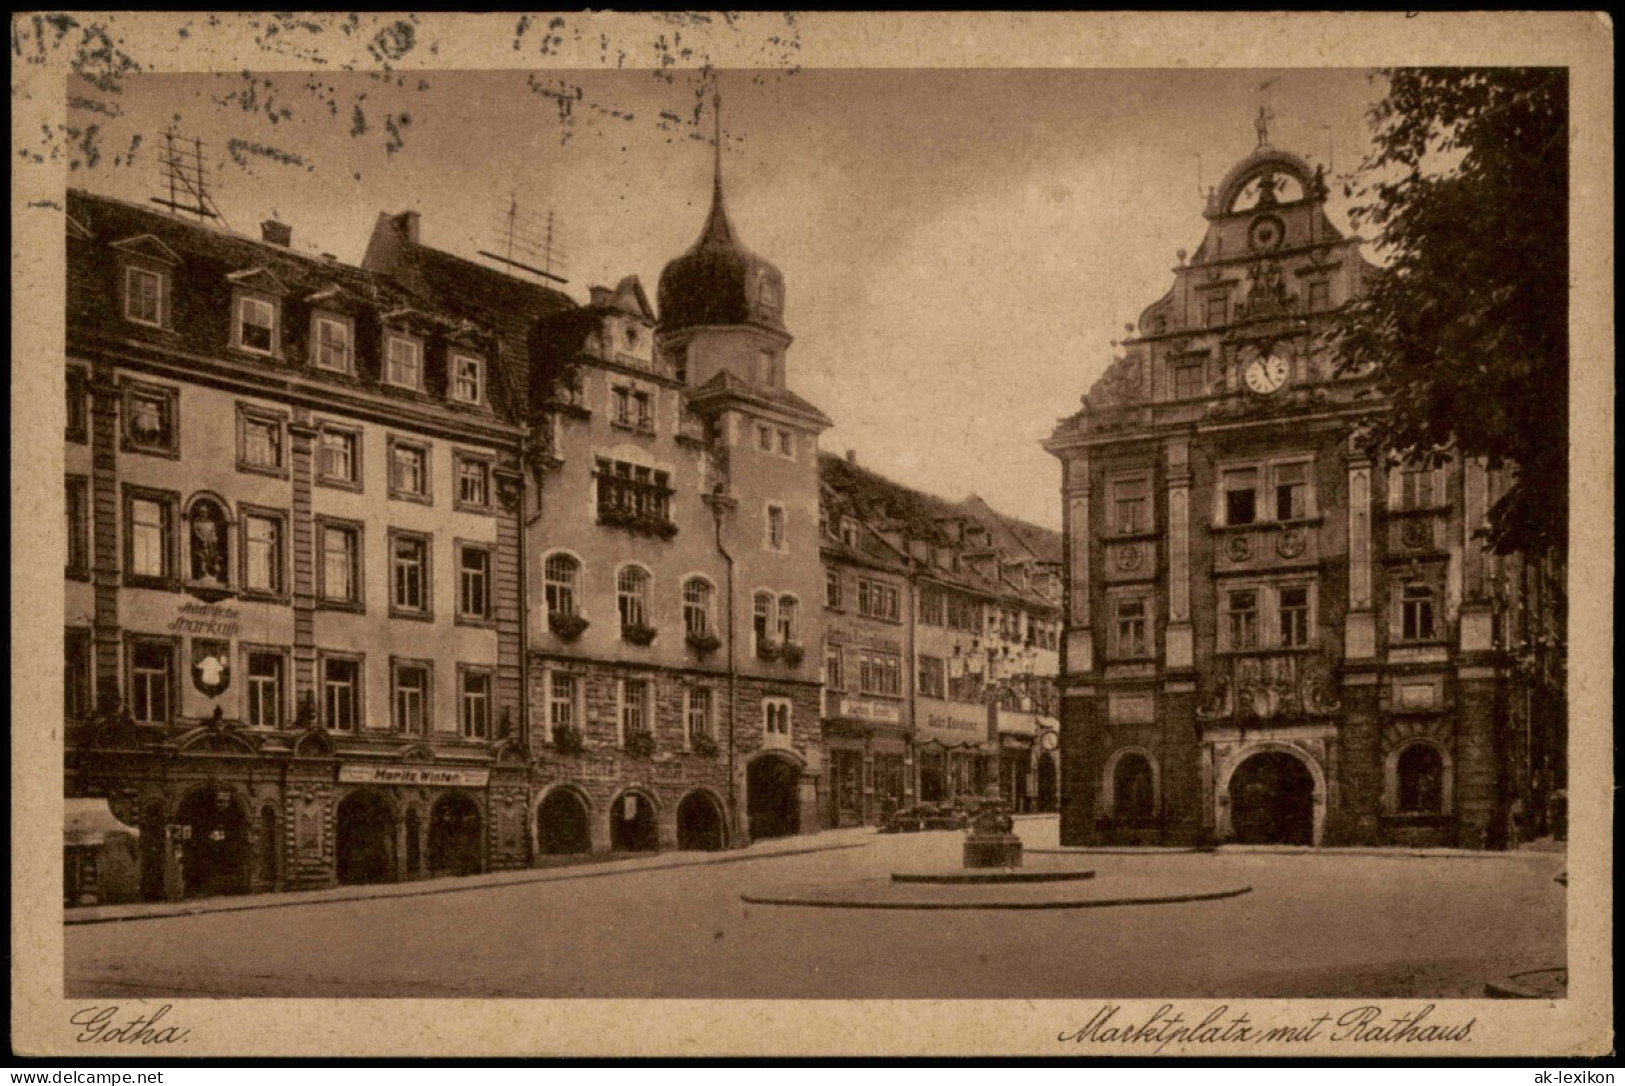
xmin=1063 ymin=450 xmax=1093 ymax=674
xmin=1344 ymin=436 xmax=1375 ymax=659
xmin=288 ymin=414 xmax=319 ymax=704
xmin=1458 ymin=457 xmax=1494 ymax=652
xmin=1164 ymin=436 xmax=1193 ymax=669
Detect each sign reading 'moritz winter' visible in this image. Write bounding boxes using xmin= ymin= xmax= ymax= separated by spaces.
xmin=337 ymin=765 xmax=490 ymax=788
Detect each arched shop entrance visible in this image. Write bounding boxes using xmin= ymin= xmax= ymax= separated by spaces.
xmin=428 ymin=792 xmax=484 ymax=877
xmin=336 ymin=790 xmax=397 ymax=885
xmin=1036 ymin=752 xmax=1058 ymax=813
xmin=173 ymin=788 xmax=251 ymax=898
xmin=610 ymin=790 xmax=659 ymax=852
xmin=747 ymin=754 xmax=802 ymax=840
xmin=1228 ymin=751 xmax=1316 ymax=845
xmin=676 ymin=791 xmax=726 ymax=851
xmin=537 ymin=789 xmax=593 ymax=855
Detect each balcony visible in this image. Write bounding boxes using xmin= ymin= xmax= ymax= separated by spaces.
xmin=595 ymin=476 xmax=677 ymax=540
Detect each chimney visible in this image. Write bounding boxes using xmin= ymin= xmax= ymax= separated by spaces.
xmin=845 ymin=448 xmax=857 ymax=465
xmin=589 ymin=286 xmax=613 ymax=307
xmin=260 ymin=219 xmax=292 ymax=247
xmin=394 ymin=210 xmax=421 ymax=244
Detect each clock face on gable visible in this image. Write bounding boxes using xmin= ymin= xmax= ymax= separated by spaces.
xmin=1243 ymin=350 xmax=1290 ymax=395
xmin=1248 ymin=213 xmax=1286 ymax=253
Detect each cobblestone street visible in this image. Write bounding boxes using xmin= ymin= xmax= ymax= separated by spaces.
xmin=65 ymin=818 xmax=1566 ymax=999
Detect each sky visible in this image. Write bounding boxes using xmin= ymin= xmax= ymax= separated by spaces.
xmin=66 ymin=66 xmax=1387 ymax=529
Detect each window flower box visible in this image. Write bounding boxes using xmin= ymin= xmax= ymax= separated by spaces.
xmin=551 ymin=723 xmax=585 ymax=755
xmin=622 ymin=622 xmax=658 ymax=647
xmin=690 ymin=732 xmax=720 ymax=758
xmin=623 ymin=730 xmax=657 ymax=759
xmin=686 ymin=631 xmax=722 ymax=657
xmin=781 ymin=641 xmax=806 ymax=668
xmin=549 ymin=612 xmax=589 ymax=641
xmin=756 ymin=638 xmax=784 ymax=663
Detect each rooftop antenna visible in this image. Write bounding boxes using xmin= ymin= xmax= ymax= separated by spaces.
xmin=151 ymin=130 xmax=227 ymax=228
xmin=1321 ymin=123 xmax=1335 ymax=173
xmin=478 ymin=191 xmax=569 ymax=284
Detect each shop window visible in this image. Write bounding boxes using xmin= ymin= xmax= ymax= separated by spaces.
xmin=321 ymin=654 xmax=361 ymax=732
xmin=544 ymin=553 xmax=579 ymax=617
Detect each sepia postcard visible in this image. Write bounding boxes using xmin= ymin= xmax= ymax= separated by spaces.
xmin=11 ymin=10 xmax=1613 ymax=1059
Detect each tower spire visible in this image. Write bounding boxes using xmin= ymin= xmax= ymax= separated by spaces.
xmin=698 ymin=78 xmax=735 ymax=246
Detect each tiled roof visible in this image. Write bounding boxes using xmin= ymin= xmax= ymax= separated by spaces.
xmin=688 ymin=369 xmax=833 ymax=429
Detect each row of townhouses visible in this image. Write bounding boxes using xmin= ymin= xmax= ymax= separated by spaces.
xmin=63 ymin=151 xmax=1061 ymax=904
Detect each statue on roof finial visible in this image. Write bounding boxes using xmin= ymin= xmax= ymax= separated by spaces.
xmin=1255 ymin=104 xmax=1274 ymax=148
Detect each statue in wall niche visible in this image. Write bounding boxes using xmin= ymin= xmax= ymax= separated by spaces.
xmin=1195 ymin=672 xmax=1233 ymax=721
xmin=1301 ymin=658 xmax=1343 ymax=716
xmin=188 ymin=499 xmax=228 ymax=584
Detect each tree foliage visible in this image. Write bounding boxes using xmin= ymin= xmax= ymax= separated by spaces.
xmin=1336 ymin=68 xmax=1568 ymax=557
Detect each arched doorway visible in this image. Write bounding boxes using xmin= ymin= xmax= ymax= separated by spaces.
xmin=610 ymin=790 xmax=659 ymax=852
xmin=1228 ymin=751 xmax=1316 ymax=845
xmin=336 ymin=790 xmax=397 ymax=885
xmin=676 ymin=791 xmax=725 ymax=851
xmin=747 ymin=754 xmax=801 ymax=840
xmin=1036 ymin=752 xmax=1058 ymax=812
xmin=428 ymin=793 xmax=484 ymax=877
xmin=174 ymin=788 xmax=250 ymax=898
xmin=1113 ymin=753 xmax=1156 ymax=823
xmin=538 ymin=789 xmax=592 ymax=855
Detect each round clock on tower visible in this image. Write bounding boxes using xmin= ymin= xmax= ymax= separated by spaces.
xmin=1243 ymin=350 xmax=1290 ymax=395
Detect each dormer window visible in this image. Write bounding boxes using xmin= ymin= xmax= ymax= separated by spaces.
xmin=451 ymin=353 xmax=484 ymax=405
xmin=385 ymin=334 xmax=423 ymax=391
xmin=124 ymin=267 xmax=166 ymax=327
xmin=312 ymin=315 xmax=353 ymax=373
xmin=236 ymin=295 xmax=279 ymax=355
xmin=758 ymin=275 xmax=783 ymax=316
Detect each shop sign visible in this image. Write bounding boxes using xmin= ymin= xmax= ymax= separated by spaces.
xmin=840 ymin=697 xmax=900 ymax=724
xmin=168 ymin=601 xmax=242 ymax=638
xmin=191 ymin=638 xmax=231 ymax=697
xmin=338 ymin=764 xmax=489 ymax=788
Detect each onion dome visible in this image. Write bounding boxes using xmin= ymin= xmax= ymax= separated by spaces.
xmin=656 ymin=114 xmax=787 ymax=335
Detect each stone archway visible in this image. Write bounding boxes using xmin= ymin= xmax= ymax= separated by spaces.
xmin=336 ymin=789 xmax=397 ymax=885
xmin=428 ymin=792 xmax=484 ymax=877
xmin=537 ymin=788 xmax=593 ymax=855
xmin=676 ymin=790 xmax=726 ymax=851
xmin=1225 ymin=748 xmax=1319 ymax=845
xmin=610 ymin=789 xmax=659 ymax=852
xmin=746 ymin=753 xmax=802 ymax=840
xmin=173 ymin=787 xmax=251 ymax=898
